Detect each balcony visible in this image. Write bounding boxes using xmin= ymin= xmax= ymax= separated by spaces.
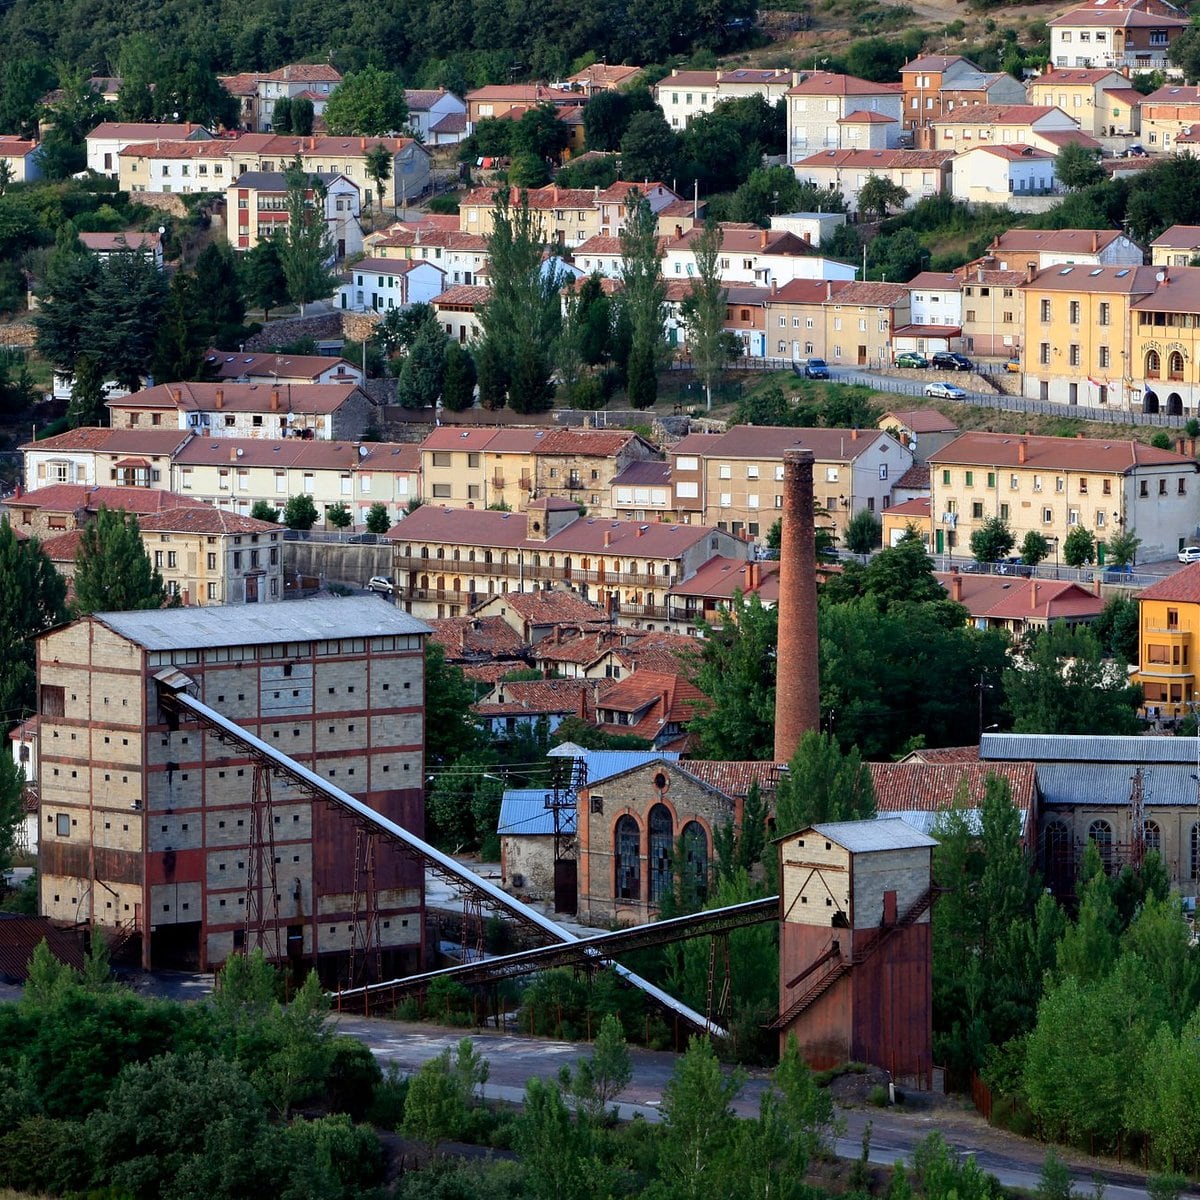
xmin=490 ymin=475 xmax=506 ymax=490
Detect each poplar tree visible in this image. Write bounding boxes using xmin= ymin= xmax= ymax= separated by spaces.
xmin=618 ymin=194 xmax=666 ymax=410
xmin=280 ymin=165 xmax=338 ymax=314
xmin=680 ymin=220 xmax=726 ymax=411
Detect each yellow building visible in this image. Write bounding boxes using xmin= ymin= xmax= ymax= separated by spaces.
xmin=1134 ymin=567 xmax=1200 ymax=716
xmin=1129 ymin=266 xmax=1200 ymax=416
xmin=1150 ymin=226 xmax=1200 ymax=267
xmin=928 ymin=431 xmax=1198 ymax=561
xmin=1021 ymin=264 xmax=1158 ymax=408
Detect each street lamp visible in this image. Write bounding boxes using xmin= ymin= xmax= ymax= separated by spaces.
xmin=1049 ymin=535 xmax=1060 ymax=580
xmin=977 ymin=673 xmax=994 ymax=739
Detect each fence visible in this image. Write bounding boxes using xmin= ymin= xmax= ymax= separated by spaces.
xmin=928 ymin=554 xmax=1156 ymax=590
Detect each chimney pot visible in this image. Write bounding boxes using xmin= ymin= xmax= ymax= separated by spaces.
xmin=1031 ymin=582 xmax=1039 ymax=611
xmin=950 ymin=573 xmax=962 ymax=602
xmin=604 ymin=530 xmax=613 ymax=546
xmin=1018 ymin=437 xmax=1028 ymax=464
xmin=214 ymin=388 xmax=224 ymax=409
xmin=851 ymin=428 xmax=859 ymax=440
xmin=1094 ymin=574 xmax=1102 ymax=597
xmin=270 ymin=388 xmax=281 ymax=411
xmin=1092 ymin=231 xmax=1099 ymax=253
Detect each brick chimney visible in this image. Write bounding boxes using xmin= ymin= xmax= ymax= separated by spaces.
xmin=604 ymin=530 xmax=613 ymax=546
xmin=773 ymin=449 xmax=820 ymax=764
xmin=214 ymin=388 xmax=224 ymax=409
xmin=1025 ymin=263 xmax=1036 ymax=284
xmin=950 ymin=572 xmax=962 ymax=602
xmin=1018 ymin=437 xmax=1028 ymax=464
xmin=270 ymin=388 xmax=281 ymax=411
xmin=1091 ymin=230 xmax=1099 ymax=253
xmin=1094 ymin=575 xmax=1102 ymax=596
xmin=1030 ymin=581 xmax=1039 ymax=611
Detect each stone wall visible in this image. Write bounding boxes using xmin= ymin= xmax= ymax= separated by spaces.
xmin=0 ymin=321 xmax=37 ymax=349
xmin=245 ymin=313 xmax=344 ymax=351
xmin=282 ymin=539 xmax=394 ymax=588
xmin=132 ymin=192 xmax=190 ymax=219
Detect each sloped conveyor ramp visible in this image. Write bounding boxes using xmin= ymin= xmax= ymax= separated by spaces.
xmin=157 ymin=681 xmax=728 ymax=1037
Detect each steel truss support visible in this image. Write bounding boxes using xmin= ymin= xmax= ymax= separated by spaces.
xmin=347 ymin=826 xmax=382 ymax=990
xmin=705 ymin=932 xmax=732 ymax=1032
xmin=245 ymin=763 xmax=281 ymax=961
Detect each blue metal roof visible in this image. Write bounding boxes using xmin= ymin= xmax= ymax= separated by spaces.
xmin=497 ymin=789 xmax=577 ymax=837
xmin=581 ymin=749 xmax=679 ymax=785
xmin=1036 ymin=764 xmax=1200 ymax=808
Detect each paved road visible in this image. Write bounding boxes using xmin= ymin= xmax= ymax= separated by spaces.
xmin=334 ymin=1016 xmax=1189 ymax=1200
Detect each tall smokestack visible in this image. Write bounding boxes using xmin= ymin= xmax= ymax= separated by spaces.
xmin=774 ymin=449 xmax=820 ymax=763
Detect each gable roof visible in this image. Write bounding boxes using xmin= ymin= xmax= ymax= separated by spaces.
xmin=497 ymin=788 xmax=577 ymax=837
xmin=425 ymin=614 xmax=528 ymax=659
xmin=805 ymin=819 xmax=938 ymax=852
xmin=787 ymin=71 xmax=898 ymax=97
xmin=933 ymin=104 xmax=1062 ymax=125
xmin=173 ymin=437 xmax=418 ymax=472
xmin=3 ymin=485 xmax=206 ymax=516
xmin=20 ymin=428 xmax=192 ymax=455
xmin=1137 ymin=562 xmax=1200 ymax=602
xmin=1151 ymin=224 xmax=1200 ymax=248
xmin=881 ymin=408 xmax=959 ymax=434
xmin=868 ymin=760 xmax=1037 ymax=813
xmin=929 ymin=431 xmax=1194 ymax=472
xmin=109 ymin=381 xmax=362 ymax=415
xmin=989 ymin=227 xmax=1126 ymax=254
xmin=136 ymin=507 xmax=281 ymax=536
xmin=203 ymin=349 xmax=359 ymax=382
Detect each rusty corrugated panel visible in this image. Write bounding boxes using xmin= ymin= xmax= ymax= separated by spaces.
xmin=0 ymin=915 xmax=87 ymax=982
xmin=42 ymin=843 xmax=142 ymax=885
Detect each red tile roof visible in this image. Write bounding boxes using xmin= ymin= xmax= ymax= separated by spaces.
xmin=787 ymin=71 xmax=898 ymax=96
xmin=21 ymin=427 xmax=191 ymax=454
xmin=795 ymin=149 xmax=953 ymax=169
xmin=929 ymin=431 xmax=1194 ymax=472
xmin=137 ymin=508 xmax=280 ymax=535
xmin=5 ymin=485 xmax=206 ymax=514
xmin=881 ymin=408 xmax=959 ymax=434
xmin=532 ymin=428 xmax=648 ymax=457
xmin=433 ymin=285 xmax=492 ymax=309
xmin=868 ymin=761 xmax=1037 ymax=813
xmin=88 ymin=121 xmax=207 ymax=141
xmin=173 ymin=438 xmax=419 ymax=471
xmin=426 ymin=615 xmax=528 ymax=660
xmin=474 ymin=677 xmax=616 ymax=718
xmin=595 ymin=671 xmax=710 ymax=739
xmin=203 ymin=349 xmax=359 ymax=382
xmin=111 ymin=381 xmax=363 ymax=415
xmin=1136 ymin=563 xmax=1200 ymax=603
xmin=934 ymin=104 xmax=1061 ymax=125
xmin=678 ymin=759 xmax=787 ymax=797
xmin=482 ymin=590 xmax=609 ymax=627
xmin=683 ymin=424 xmax=890 ymax=462
xmin=40 ymin=529 xmax=86 ymax=562
xmin=78 ymin=231 xmax=162 ymax=252
xmin=883 ymin=496 xmax=931 ymax=518
xmin=668 ymin=556 xmax=780 ymax=601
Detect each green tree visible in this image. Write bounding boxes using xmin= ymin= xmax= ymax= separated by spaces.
xmin=584 ymin=88 xmax=651 ymax=151
xmin=193 ymin=242 xmax=247 ymax=344
xmin=844 ymin=508 xmax=882 ymax=553
xmin=0 ymin=518 xmax=66 ymax=733
xmin=970 ymin=516 xmax=1015 ymax=563
xmin=477 ymin=189 xmax=563 ymax=413
xmin=656 ymin=1037 xmax=743 ymax=1200
xmin=282 ymin=494 xmax=320 ymax=531
xmin=324 ymin=67 xmax=409 ymax=136
xmin=365 ymin=502 xmax=391 ymax=535
xmin=516 ymin=1077 xmax=612 ymax=1200
xmin=250 ymin=500 xmax=279 ymax=523
xmin=427 ymin=756 xmax=503 ymax=848
xmin=1104 ymin=527 xmax=1141 ymax=567
xmin=857 ymin=175 xmax=909 ymax=222
xmin=94 ymin=249 xmax=169 ymax=392
xmin=731 ymin=166 xmax=846 ymax=226
xmin=424 ymin=641 xmax=488 ymax=766
xmin=774 ymin=730 xmax=876 ymax=841
xmin=397 ymin=316 xmax=447 ymax=409
xmin=680 ymin=220 xmax=727 ymax=411
xmin=1062 ymin=525 xmax=1096 ymax=567
xmin=561 ymin=1011 xmax=632 ymax=1120
xmin=1093 ymin=594 xmax=1139 ymax=663
xmin=280 ymin=168 xmax=338 ymax=313
xmin=442 ymin=340 xmax=477 ymax=412
xmin=1170 ymin=25 xmax=1200 ymax=81
xmin=239 ymin=236 xmax=289 ymax=321
xmin=1055 ymin=143 xmax=1105 ymax=190
xmin=272 ymin=96 xmax=294 ymax=133
xmin=619 ymin=194 xmax=667 ymax=409
xmin=1005 ymin=623 xmax=1141 ymax=734
xmin=324 ymin=502 xmax=352 ymax=529
xmin=508 ymin=150 xmax=551 ymax=189
xmin=152 ymin=272 xmax=210 ymax=385
xmin=65 ymin=355 xmax=110 ymax=428
xmin=402 ymin=1038 xmax=488 ymax=1148
xmin=291 ymin=97 xmax=315 ymax=137
xmin=1021 ymin=530 xmax=1051 ymax=566
xmin=0 ymin=748 xmax=25 ymax=877
xmin=513 ymin=105 xmax=571 ymax=163
xmin=618 ymin=110 xmax=679 ymax=184
xmin=364 ymin=143 xmax=392 ymax=212
xmin=73 ymin=507 xmax=167 ymax=615
xmin=689 ymin=591 xmax=777 ymax=759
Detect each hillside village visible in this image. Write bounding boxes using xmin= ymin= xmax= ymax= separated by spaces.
xmin=6 ymin=0 xmax=1200 ymax=1196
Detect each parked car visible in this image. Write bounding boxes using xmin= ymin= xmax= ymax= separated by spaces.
xmin=367 ymin=576 xmax=395 ymax=593
xmin=997 ymin=556 xmax=1032 ymax=577
xmin=924 ymin=381 xmax=967 ymax=400
xmin=803 ymin=357 xmax=830 ymax=379
xmin=1005 ymin=358 xmax=1021 ymax=374
xmin=895 ymin=352 xmax=928 ymax=368
xmin=931 ymin=351 xmax=973 ymax=371
xmin=1179 ymin=547 xmax=1200 ymax=563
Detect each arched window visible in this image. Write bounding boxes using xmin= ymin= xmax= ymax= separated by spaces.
xmin=1143 ymin=819 xmax=1161 ymax=858
xmin=615 ymin=816 xmax=640 ymax=901
xmin=649 ymin=804 xmax=673 ymax=904
xmin=468 ymin=550 xmax=476 ymax=562
xmin=1042 ymin=818 xmax=1071 ymax=891
xmin=1088 ymin=818 xmax=1114 ymax=873
xmin=1146 ymin=349 xmax=1161 ymax=378
xmin=681 ymin=821 xmax=709 ymax=905
xmin=1169 ymin=351 xmax=1185 ymax=380
xmin=436 ymin=547 xmax=445 ymax=559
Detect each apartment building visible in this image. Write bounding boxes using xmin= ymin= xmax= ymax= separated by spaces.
xmin=0 ymin=137 xmax=43 ymax=183
xmin=610 ymin=462 xmax=674 ymax=522
xmin=336 ymin=257 xmax=446 ymax=313
xmin=366 ymin=227 xmax=491 ymax=287
xmin=927 ymin=431 xmax=1197 ymax=560
xmin=1151 ymin=226 xmax=1200 ymax=266
xmin=22 ymin=428 xmax=192 ymax=492
xmin=119 ymin=138 xmax=236 ymax=194
xmin=418 ymin=427 xmax=658 ymax=516
xmin=899 ymin=55 xmax=1024 ymax=143
xmin=762 ymin=278 xmax=849 ymax=361
xmin=955 ymin=264 xmax=1027 ymax=358
xmin=792 ymin=149 xmax=954 ymax=213
xmin=929 ymin=105 xmax=1094 ymax=154
xmin=1022 ymin=263 xmax=1158 ymax=407
xmin=786 ymin=71 xmax=902 ymax=162
xmin=458 ymin=181 xmax=678 ymax=245
xmin=662 ymin=223 xmax=857 ymax=286
xmin=984 ymin=227 xmax=1145 ymax=269
xmin=35 ymin=598 xmax=429 ymax=973
xmin=670 ymin=424 xmax=912 ymax=541
xmin=107 ymin=382 xmax=373 ymax=441
xmin=1133 ymin=565 xmax=1200 ymax=714
xmin=86 ymin=121 xmax=212 ymax=177
xmin=202 ymin=350 xmax=364 ymax=387
xmin=226 ymin=171 xmax=363 ymax=256
xmin=463 ymin=84 xmax=578 ymax=128
xmin=1048 ymin=0 xmax=1188 ymax=70
xmin=2 ymin=484 xmax=207 ymax=537
xmin=1139 ymin=83 xmax=1200 ymax=151
xmin=654 ymin=70 xmax=721 ymax=128
xmin=171 ymin=438 xmax=420 ymax=525
xmin=387 ymin=500 xmax=749 ymax=624
xmin=219 ymin=63 xmax=342 ymax=132
xmin=1130 ymin=267 xmax=1200 ymax=415
xmin=1025 ymin=68 xmax=1129 ymax=137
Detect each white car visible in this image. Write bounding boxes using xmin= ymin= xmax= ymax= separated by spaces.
xmin=924 ymin=381 xmax=966 ymax=400
xmin=1179 ymin=547 xmax=1200 ymax=563
xmin=367 ymin=576 xmax=395 ymax=594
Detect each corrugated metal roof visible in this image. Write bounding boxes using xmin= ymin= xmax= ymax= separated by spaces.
xmin=982 ymin=732 xmax=1198 ymax=765
xmin=1036 ymin=764 xmax=1200 ymax=808
xmin=497 ymin=789 xmax=577 ymax=837
xmin=95 ymin=596 xmax=430 ymax=650
xmin=875 ymin=810 xmax=980 ymax=836
xmin=809 ymin=818 xmax=938 ymax=852
xmin=0 ymin=915 xmax=87 ymax=983
xmin=582 ymin=749 xmax=680 ymax=785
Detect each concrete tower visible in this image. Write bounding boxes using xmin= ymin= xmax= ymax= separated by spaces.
xmin=773 ymin=448 xmax=820 ymax=763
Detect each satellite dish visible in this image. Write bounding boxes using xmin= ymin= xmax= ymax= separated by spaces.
xmin=1157 ymin=271 xmax=1166 ymax=283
